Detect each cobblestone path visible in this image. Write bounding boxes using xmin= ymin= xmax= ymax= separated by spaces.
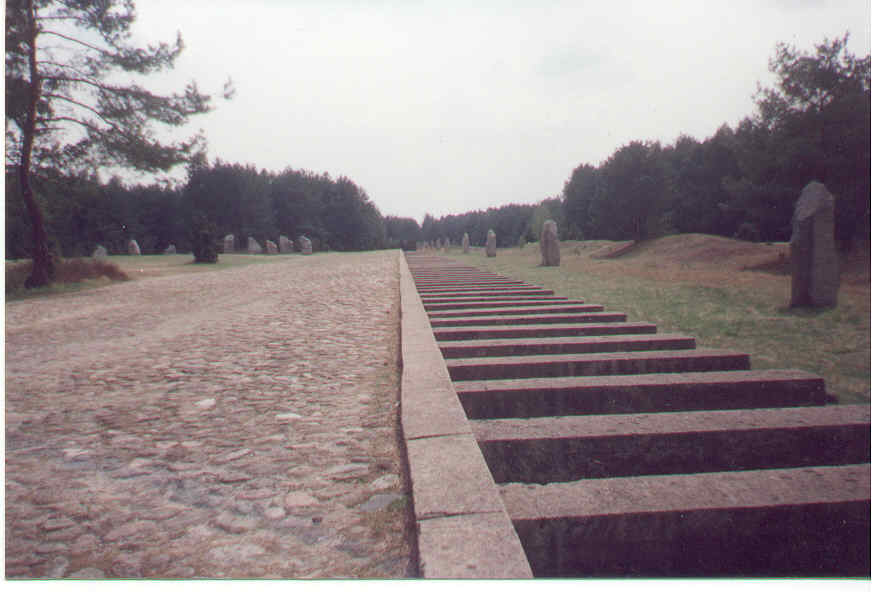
xmin=5 ymin=251 xmax=414 ymax=578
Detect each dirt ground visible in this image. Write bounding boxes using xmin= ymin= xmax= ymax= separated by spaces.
xmin=5 ymin=250 xmax=415 ymax=578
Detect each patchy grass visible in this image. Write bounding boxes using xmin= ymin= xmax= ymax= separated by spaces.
xmin=5 ymin=252 xmax=307 ymax=299
xmin=447 ymin=234 xmax=870 ymax=404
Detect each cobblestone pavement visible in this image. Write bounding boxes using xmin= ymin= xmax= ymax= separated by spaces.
xmin=5 ymin=251 xmax=415 ymax=578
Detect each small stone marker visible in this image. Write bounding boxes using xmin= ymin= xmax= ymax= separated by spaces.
xmin=279 ymin=235 xmax=293 ymax=253
xmin=247 ymin=237 xmax=262 ymax=254
xmin=92 ymin=245 xmax=108 ymax=258
xmin=223 ymin=234 xmax=235 ymax=253
xmin=266 ymin=239 xmax=278 ymax=254
xmin=299 ymin=235 xmax=313 ymax=255
xmin=163 ymin=244 xmax=176 ymax=255
xmin=127 ymin=239 xmax=141 ymax=256
xmin=486 ymin=229 xmax=497 ymax=257
xmin=540 ymin=219 xmax=560 ymax=266
xmin=790 ymin=181 xmax=839 ymax=307
xmin=462 ymin=232 xmax=470 ymax=253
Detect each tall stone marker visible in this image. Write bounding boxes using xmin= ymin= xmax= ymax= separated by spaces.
xmin=540 ymin=219 xmax=560 ymax=266
xmin=223 ymin=234 xmax=235 ymax=253
xmin=486 ymin=229 xmax=497 ymax=257
xmin=266 ymin=239 xmax=278 ymax=254
xmin=127 ymin=239 xmax=141 ymax=256
xmin=299 ymin=235 xmax=313 ymax=255
xmin=462 ymin=232 xmax=470 ymax=253
xmin=790 ymin=181 xmax=839 ymax=307
xmin=279 ymin=235 xmax=293 ymax=253
xmin=248 ymin=237 xmax=262 ymax=254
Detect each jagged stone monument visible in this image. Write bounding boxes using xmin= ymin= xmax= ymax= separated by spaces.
xmin=540 ymin=219 xmax=560 ymax=267
xmin=266 ymin=239 xmax=278 ymax=254
xmin=790 ymin=181 xmax=839 ymax=307
xmin=299 ymin=235 xmax=313 ymax=255
xmin=247 ymin=237 xmax=262 ymax=254
xmin=462 ymin=232 xmax=470 ymax=253
xmin=279 ymin=235 xmax=293 ymax=253
xmin=163 ymin=244 xmax=177 ymax=255
xmin=127 ymin=239 xmax=141 ymax=256
xmin=223 ymin=234 xmax=235 ymax=253
xmin=92 ymin=245 xmax=108 ymax=258
xmin=486 ymin=229 xmax=497 ymax=257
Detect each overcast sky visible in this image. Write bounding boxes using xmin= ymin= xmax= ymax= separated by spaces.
xmin=129 ymin=0 xmax=870 ymax=223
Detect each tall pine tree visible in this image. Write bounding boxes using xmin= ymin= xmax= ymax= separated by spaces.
xmin=5 ymin=0 xmax=232 ymax=286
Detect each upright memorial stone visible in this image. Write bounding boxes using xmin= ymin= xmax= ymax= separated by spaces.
xmin=248 ymin=237 xmax=262 ymax=254
xmin=435 ymin=237 xmax=442 ymax=250
xmin=223 ymin=234 xmax=235 ymax=253
xmin=486 ymin=229 xmax=497 ymax=257
xmin=540 ymin=219 xmax=560 ymax=266
xmin=790 ymin=181 xmax=839 ymax=307
xmin=299 ymin=235 xmax=313 ymax=255
xmin=127 ymin=239 xmax=141 ymax=256
xmin=462 ymin=232 xmax=470 ymax=253
xmin=266 ymin=240 xmax=278 ymax=254
xmin=92 ymin=245 xmax=108 ymax=258
xmin=279 ymin=235 xmax=293 ymax=253
xmin=163 ymin=244 xmax=177 ymax=255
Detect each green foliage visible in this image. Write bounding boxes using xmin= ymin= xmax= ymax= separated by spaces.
xmin=421 ymin=203 xmax=536 ymax=248
xmin=190 ymin=212 xmax=219 ymax=263
xmin=557 ymin=32 xmax=869 ymax=248
xmin=385 ymin=216 xmax=422 ymax=249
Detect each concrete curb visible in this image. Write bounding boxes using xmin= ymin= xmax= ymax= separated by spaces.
xmin=398 ymin=254 xmax=533 ymax=579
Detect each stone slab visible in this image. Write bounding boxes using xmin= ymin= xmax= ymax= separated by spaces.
xmin=428 ymin=304 xmax=602 ymax=318
xmin=503 ymin=464 xmax=871 ymax=576
xmin=455 ymin=369 xmax=828 ymax=418
xmin=418 ymin=288 xmax=556 ymax=298
xmin=474 ymin=404 xmax=871 ymax=482
xmin=429 ymin=310 xmax=612 ymax=327
xmin=406 ymin=434 xmax=507 ymax=520
xmin=399 ymin=254 xmax=530 ymax=578
xmin=421 ymin=295 xmax=567 ymax=304
xmin=433 ymin=321 xmax=655 ymax=341
xmin=439 ymin=333 xmax=695 ymax=358
xmin=424 ymin=298 xmax=582 ymax=311
xmin=446 ymin=348 xmax=751 ymax=380
xmin=418 ymin=512 xmax=533 ymax=578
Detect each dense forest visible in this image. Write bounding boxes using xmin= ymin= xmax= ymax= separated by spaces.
xmin=6 ymin=30 xmax=869 ymax=263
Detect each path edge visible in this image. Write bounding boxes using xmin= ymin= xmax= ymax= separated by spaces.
xmin=398 ymin=253 xmax=533 ymax=579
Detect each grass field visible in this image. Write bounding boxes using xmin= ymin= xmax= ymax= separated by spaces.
xmin=445 ymin=234 xmax=870 ymax=405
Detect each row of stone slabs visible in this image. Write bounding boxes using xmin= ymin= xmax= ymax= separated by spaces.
xmin=404 ymin=253 xmax=870 ymax=577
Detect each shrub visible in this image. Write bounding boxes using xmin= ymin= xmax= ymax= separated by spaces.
xmin=190 ymin=213 xmax=219 ymax=263
xmin=6 ymin=257 xmax=129 ymax=295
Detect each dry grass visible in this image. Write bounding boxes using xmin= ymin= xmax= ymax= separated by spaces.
xmin=6 ymin=257 xmax=129 ymax=298
xmin=450 ymin=234 xmax=870 ymax=404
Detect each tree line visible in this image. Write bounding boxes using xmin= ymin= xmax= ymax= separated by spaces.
xmin=420 ymin=34 xmax=870 ymax=251
xmin=5 ymin=160 xmax=388 ymax=258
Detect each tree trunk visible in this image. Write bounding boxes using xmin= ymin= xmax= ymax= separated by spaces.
xmin=20 ymin=0 xmax=54 ymax=288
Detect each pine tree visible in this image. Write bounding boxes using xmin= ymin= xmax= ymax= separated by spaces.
xmin=5 ymin=0 xmax=232 ymax=286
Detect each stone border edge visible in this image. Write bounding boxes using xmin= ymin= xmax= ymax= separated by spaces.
xmin=398 ymin=253 xmax=533 ymax=579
